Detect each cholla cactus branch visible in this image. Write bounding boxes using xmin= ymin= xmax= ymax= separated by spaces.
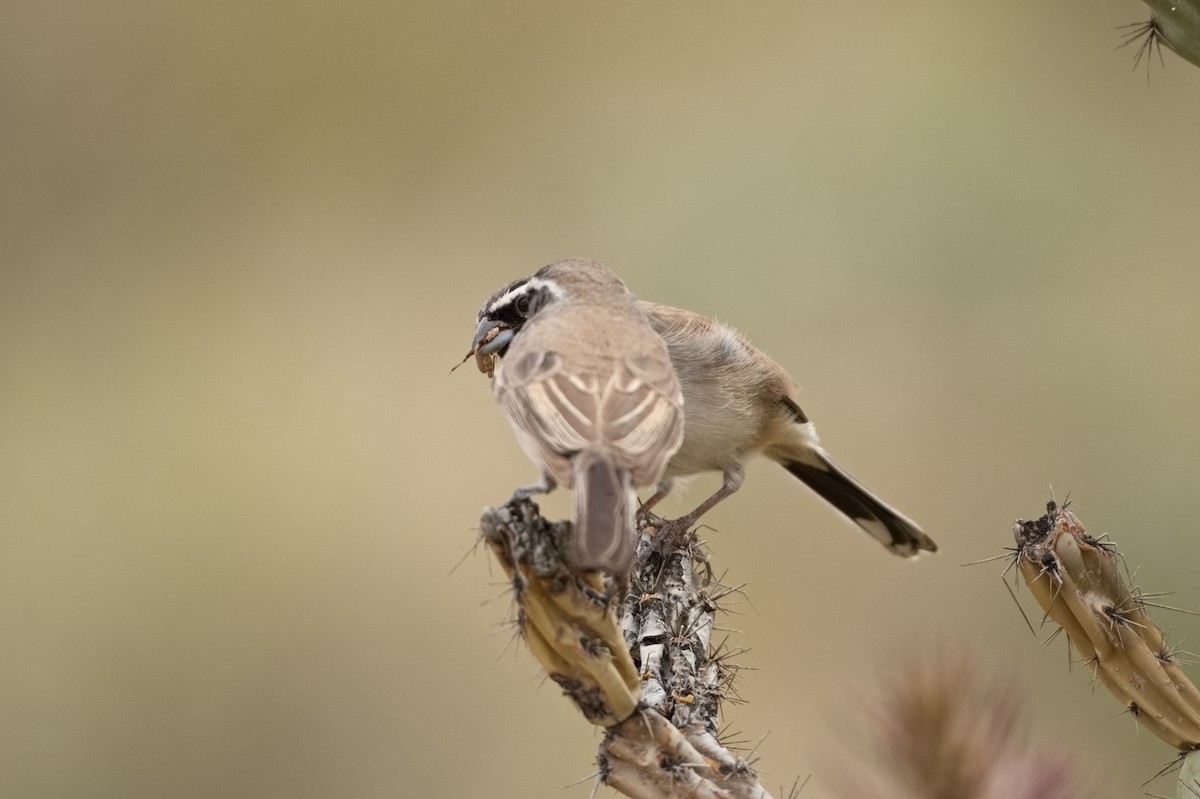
xmin=601 ymin=708 xmax=774 ymax=799
xmin=626 ymin=518 xmax=723 ymax=733
xmin=481 ymin=501 xmax=639 ymax=726
xmin=480 ymin=499 xmax=775 ymax=799
xmin=1012 ymin=501 xmax=1200 ymax=752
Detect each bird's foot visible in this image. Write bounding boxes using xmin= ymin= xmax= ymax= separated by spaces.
xmin=641 ymin=512 xmax=696 ymax=558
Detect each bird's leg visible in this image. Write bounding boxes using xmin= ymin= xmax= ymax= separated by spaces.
xmin=650 ymin=464 xmax=744 ymax=553
xmin=637 ymin=478 xmax=674 ymax=517
xmin=507 ymin=472 xmax=557 ymax=505
xmin=682 ymin=464 xmax=745 ymax=523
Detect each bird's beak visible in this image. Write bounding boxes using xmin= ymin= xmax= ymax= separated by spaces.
xmin=472 ymin=318 xmax=515 ymax=356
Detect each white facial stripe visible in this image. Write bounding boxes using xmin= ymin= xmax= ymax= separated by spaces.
xmin=488 ymin=283 xmax=532 ymax=312
xmin=486 ymin=276 xmax=563 ymax=315
xmin=526 ymin=276 xmax=563 ymax=302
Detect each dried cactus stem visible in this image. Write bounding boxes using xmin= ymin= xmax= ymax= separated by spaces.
xmin=1014 ymin=503 xmax=1200 ymax=751
xmin=601 ymin=710 xmax=773 ymax=799
xmin=480 ymin=499 xmax=777 ymax=798
xmin=480 ymin=502 xmax=640 ymax=727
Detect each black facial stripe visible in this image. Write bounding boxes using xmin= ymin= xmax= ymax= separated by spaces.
xmin=524 ymin=284 xmax=552 ymax=316
xmin=479 ymin=280 xmax=557 ymax=326
xmin=490 ymin=298 xmax=529 ymax=330
xmin=475 ymin=277 xmax=560 ymax=360
xmin=478 ymin=277 xmax=531 ymax=322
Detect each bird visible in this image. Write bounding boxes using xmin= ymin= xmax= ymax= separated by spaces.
xmin=636 ymin=300 xmax=936 ymax=557
xmin=468 ymin=259 xmax=685 ymax=575
xmin=468 ymin=261 xmax=935 ymax=560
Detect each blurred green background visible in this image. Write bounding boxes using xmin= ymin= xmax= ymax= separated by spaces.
xmin=4 ymin=1 xmax=1200 ymax=796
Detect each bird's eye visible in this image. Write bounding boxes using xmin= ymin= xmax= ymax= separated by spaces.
xmin=514 ymin=293 xmax=532 ymax=315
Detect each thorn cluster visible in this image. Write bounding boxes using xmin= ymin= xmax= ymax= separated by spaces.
xmin=1013 ymin=501 xmax=1200 ymax=751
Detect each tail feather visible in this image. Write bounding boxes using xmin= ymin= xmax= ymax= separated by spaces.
xmin=780 ymin=451 xmax=936 ymax=557
xmin=571 ymin=449 xmax=636 ymax=574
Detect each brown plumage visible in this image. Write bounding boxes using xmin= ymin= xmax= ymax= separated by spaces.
xmin=638 ymin=301 xmax=936 ymax=557
xmin=470 ymin=260 xmax=932 ymax=564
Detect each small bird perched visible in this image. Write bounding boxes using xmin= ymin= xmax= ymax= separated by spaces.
xmin=467 ymin=260 xmax=936 ymax=559
xmin=467 ymin=259 xmax=684 ymax=576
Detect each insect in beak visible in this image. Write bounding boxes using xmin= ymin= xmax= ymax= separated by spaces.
xmin=449 ymin=319 xmax=515 ymax=378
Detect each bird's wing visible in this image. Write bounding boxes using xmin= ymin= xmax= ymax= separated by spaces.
xmin=495 ymin=347 xmax=683 ymax=485
xmin=602 ymin=352 xmax=684 ymax=484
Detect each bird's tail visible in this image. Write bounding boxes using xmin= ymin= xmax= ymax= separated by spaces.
xmin=571 ymin=448 xmax=636 ymax=575
xmin=778 ymin=448 xmax=936 ymax=557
